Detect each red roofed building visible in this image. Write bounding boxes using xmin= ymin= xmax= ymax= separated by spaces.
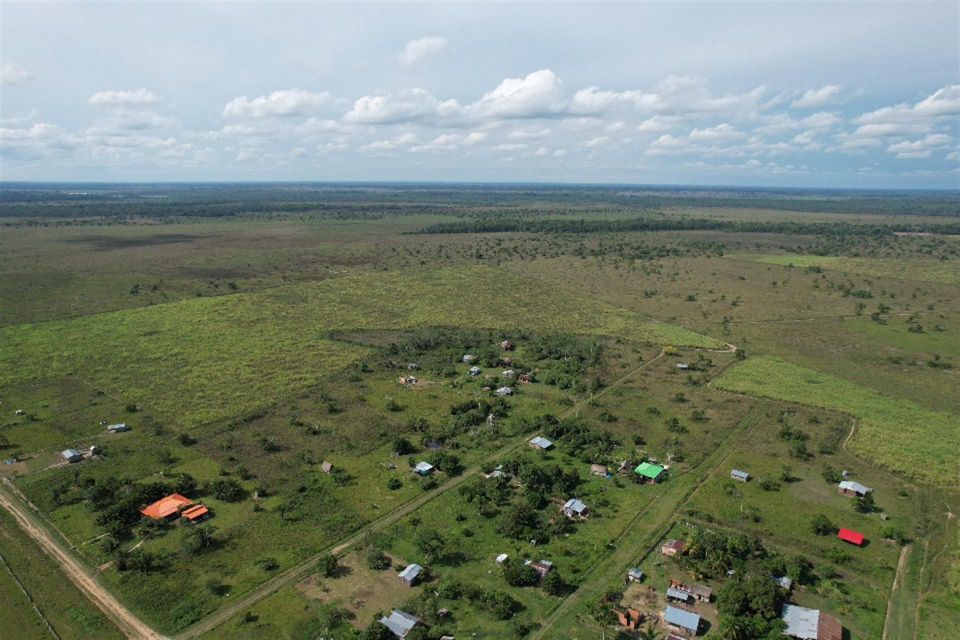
xmin=140 ymin=493 xmax=193 ymax=520
xmin=837 ymin=528 xmax=865 ymax=546
xmin=182 ymin=504 xmax=210 ymax=522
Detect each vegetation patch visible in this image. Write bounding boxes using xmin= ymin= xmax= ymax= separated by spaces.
xmin=731 ymin=254 xmax=960 ymax=285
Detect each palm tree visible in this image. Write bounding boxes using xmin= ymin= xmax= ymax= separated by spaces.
xmin=637 ymin=622 xmax=661 ymax=640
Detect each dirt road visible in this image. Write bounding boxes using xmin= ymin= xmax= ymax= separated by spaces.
xmin=0 ymin=483 xmax=165 ymax=640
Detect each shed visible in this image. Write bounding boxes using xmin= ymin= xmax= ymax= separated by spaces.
xmin=776 ymin=575 xmax=793 ymax=591
xmin=380 ymin=610 xmax=422 ymax=638
xmin=495 ymin=386 xmax=513 ymax=396
xmin=61 ymin=449 xmax=82 ymax=463
xmin=182 ymin=504 xmax=210 ymax=523
xmin=502 ymin=369 xmax=515 ymax=378
xmin=627 ymin=567 xmax=645 ymax=583
xmin=500 ymin=340 xmax=514 ymax=351
xmin=635 ymin=462 xmax=666 ymax=483
xmin=837 ymin=480 xmax=872 ymax=497
xmin=591 ymin=464 xmax=609 ymax=477
xmin=398 ymin=563 xmax=422 ymax=587
xmin=666 ymin=587 xmax=693 ymax=604
xmin=562 ymin=498 xmax=589 ymax=519
xmin=414 ymin=461 xmax=435 ymax=476
xmin=664 ymin=606 xmax=700 ymax=635
xmin=320 ymin=461 xmax=334 ymax=474
xmin=730 ymin=468 xmax=751 ymax=482
xmin=495 ymin=553 xmax=509 ymax=565
xmin=837 ymin=528 xmax=866 ymax=546
xmin=468 ymin=366 xmax=482 ymax=376
xmin=526 ymin=559 xmax=553 ymax=579
xmin=781 ymin=604 xmax=842 ymax=640
xmin=529 ymin=436 xmax=554 ymax=450
xmin=661 ymin=539 xmax=685 ymax=557
xmin=106 ymin=423 xmax=129 ymax=433
xmin=615 ymin=607 xmax=642 ymax=630
xmin=462 ymin=354 xmax=476 ymax=363
xmin=676 ymin=363 xmax=690 ymax=370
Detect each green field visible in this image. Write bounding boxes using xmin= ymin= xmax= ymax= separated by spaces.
xmin=715 ymin=355 xmax=959 ymax=490
xmin=733 ymin=254 xmax=960 ymax=285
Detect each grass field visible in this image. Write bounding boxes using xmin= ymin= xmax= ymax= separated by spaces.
xmin=732 ymin=254 xmax=960 ymax=285
xmin=715 ymin=356 xmax=960 ymax=490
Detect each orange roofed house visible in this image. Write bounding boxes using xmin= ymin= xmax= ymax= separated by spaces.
xmin=140 ymin=493 xmax=210 ymax=523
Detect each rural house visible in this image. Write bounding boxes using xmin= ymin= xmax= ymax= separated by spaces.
xmin=61 ymin=449 xmax=82 ymax=463
xmin=671 ymin=579 xmax=712 ymax=602
xmin=664 ymin=605 xmax=701 ymax=636
xmin=781 ymin=604 xmax=843 ymax=640
xmin=320 ymin=461 xmax=334 ymax=474
xmin=837 ymin=528 xmax=866 ymax=546
xmin=140 ymin=493 xmax=205 ymax=521
xmin=414 ymin=461 xmax=435 ymax=476
xmin=495 ymin=386 xmax=513 ymax=396
xmin=635 ymin=461 xmax=667 ymax=483
xmin=561 ymin=498 xmax=589 ymax=519
xmin=106 ymin=423 xmax=129 ymax=433
xmin=462 ymin=354 xmax=476 ymax=363
xmin=730 ymin=468 xmax=751 ymax=482
xmin=627 ymin=567 xmax=645 ymax=583
xmin=380 ymin=610 xmax=422 ymax=638
xmin=398 ymin=563 xmax=422 ymax=587
xmin=525 ymin=559 xmax=553 ymax=579
xmin=661 ymin=539 xmax=685 ymax=557
xmin=468 ymin=366 xmax=482 ymax=376
xmin=837 ymin=480 xmax=872 ymax=497
xmin=666 ymin=586 xmax=693 ymax=604
xmin=529 ymin=436 xmax=554 ymax=450
xmin=591 ymin=464 xmax=609 ymax=477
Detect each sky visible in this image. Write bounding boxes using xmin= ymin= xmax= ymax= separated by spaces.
xmin=1 ymin=2 xmax=959 ymax=188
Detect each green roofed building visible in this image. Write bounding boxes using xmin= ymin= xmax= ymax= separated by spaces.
xmin=634 ymin=461 xmax=666 ymax=483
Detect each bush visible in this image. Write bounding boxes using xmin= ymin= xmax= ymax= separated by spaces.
xmin=503 ymin=560 xmax=539 ymax=587
xmin=811 ymin=514 xmax=836 ymax=536
xmin=387 ymin=477 xmax=403 ymax=490
xmin=366 ymin=549 xmax=392 ymax=570
xmin=317 ymin=554 xmax=339 ymax=577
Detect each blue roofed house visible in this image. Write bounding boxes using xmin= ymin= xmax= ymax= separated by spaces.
xmin=561 ymin=498 xmax=589 ymax=519
xmin=664 ymin=605 xmax=701 ymax=636
xmin=380 ymin=610 xmax=422 ymax=638
xmin=414 ymin=461 xmax=435 ymax=476
xmin=529 ymin=436 xmax=554 ymax=450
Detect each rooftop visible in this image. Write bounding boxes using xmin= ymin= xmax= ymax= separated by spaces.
xmin=664 ymin=605 xmax=700 ymax=632
xmin=635 ymin=461 xmax=666 ymax=479
xmin=140 ymin=493 xmax=193 ymax=519
xmin=380 ymin=610 xmax=421 ymax=638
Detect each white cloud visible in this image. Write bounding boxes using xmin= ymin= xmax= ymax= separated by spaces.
xmin=582 ymin=136 xmax=610 ymax=148
xmin=1 ymin=63 xmax=32 ymax=84
xmin=887 ymin=133 xmax=953 ymax=159
xmin=88 ymin=88 xmax=160 ymax=107
xmin=689 ymin=123 xmax=744 ymax=142
xmin=856 ymin=85 xmax=960 ymax=126
xmin=343 ymin=89 xmax=461 ymax=125
xmin=223 ymin=89 xmax=332 ymax=118
xmin=792 ymin=84 xmax=842 ymax=108
xmin=471 ymin=69 xmax=565 ymax=119
xmin=637 ymin=116 xmax=680 ymax=133
xmin=400 ymin=36 xmax=448 ymax=65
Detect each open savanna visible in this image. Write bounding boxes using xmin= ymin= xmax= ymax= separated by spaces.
xmin=715 ymin=356 xmax=959 ymax=491
xmin=734 ymin=253 xmax=960 ymax=285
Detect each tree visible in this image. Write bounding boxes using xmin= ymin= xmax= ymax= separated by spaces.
xmin=853 ymin=491 xmax=875 ymax=513
xmin=317 ymin=553 xmax=339 ymax=577
xmin=541 ymin=569 xmax=567 ymax=596
xmin=502 ymin=560 xmax=538 ymax=587
xmin=366 ymin=548 xmax=392 ymax=570
xmin=415 ymin=529 xmax=447 ymax=563
xmin=183 ymin=525 xmax=218 ymax=555
xmin=207 ymin=478 xmax=245 ymax=502
xmin=810 ymin=514 xmax=836 ymax=536
xmin=637 ymin=623 xmax=661 ymax=640
xmin=393 ymin=436 xmax=416 ymax=455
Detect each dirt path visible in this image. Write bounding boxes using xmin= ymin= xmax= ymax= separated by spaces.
xmin=0 ymin=483 xmax=165 ymax=640
xmin=178 ymin=351 xmax=670 ymax=639
xmin=882 ymin=545 xmax=912 ymax=640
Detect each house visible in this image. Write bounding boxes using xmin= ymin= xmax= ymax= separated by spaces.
xmin=414 ymin=461 xmax=435 ymax=476
xmin=591 ymin=464 xmax=609 ymax=477
xmin=635 ymin=461 xmax=667 ymax=483
xmin=671 ymin=579 xmax=712 ymax=602
xmin=380 ymin=610 xmax=422 ymax=638
xmin=484 ymin=467 xmax=507 ymax=479
xmin=398 ymin=563 xmax=422 ymax=587
xmin=106 ymin=423 xmax=129 ymax=433
xmin=837 ymin=480 xmax=872 ymax=497
xmin=61 ymin=449 xmax=82 ymax=463
xmin=837 ymin=528 xmax=866 ymax=546
xmin=468 ymin=366 xmax=482 ymax=376
xmin=615 ymin=607 xmax=643 ymax=630
xmin=661 ymin=539 xmax=685 ymax=557
xmin=140 ymin=493 xmax=194 ymax=520
xmin=627 ymin=567 xmax=645 ymax=583
xmin=320 ymin=461 xmax=334 ymax=474
xmin=730 ymin=468 xmax=751 ymax=483
xmin=781 ymin=604 xmax=843 ymax=640
xmin=562 ymin=498 xmax=589 ymax=519
xmin=495 ymin=386 xmax=513 ymax=396
xmin=666 ymin=587 xmax=693 ymax=604
xmin=775 ymin=575 xmax=794 ymax=591
xmin=676 ymin=363 xmax=690 ymax=370
xmin=500 ymin=340 xmax=514 ymax=351
xmin=664 ymin=606 xmax=701 ymax=636
xmin=495 ymin=553 xmax=509 ymax=565
xmin=502 ymin=369 xmax=515 ymax=378
xmin=529 ymin=436 xmax=554 ymax=450
xmin=525 ymin=559 xmax=553 ymax=579
xmin=462 ymin=354 xmax=476 ymax=363
xmin=181 ymin=504 xmax=210 ymax=523
xmin=518 ymin=373 xmax=532 ymax=384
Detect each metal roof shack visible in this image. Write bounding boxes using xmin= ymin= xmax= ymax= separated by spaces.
xmin=730 ymin=468 xmax=751 ymax=482
xmin=661 ymin=539 xmax=685 ymax=557
xmin=529 ymin=436 xmax=554 ymax=450
xmin=837 ymin=480 xmax=872 ymax=497
xmin=414 ymin=461 xmax=435 ymax=476
xmin=562 ymin=498 xmax=589 ymax=518
xmin=398 ymin=563 xmax=422 ymax=586
xmin=781 ymin=604 xmax=843 ymax=640
xmin=61 ymin=449 xmax=82 ymax=463
xmin=380 ymin=610 xmax=422 ymax=638
xmin=106 ymin=423 xmax=129 ymax=433
xmin=837 ymin=528 xmax=866 ymax=546
xmin=664 ymin=606 xmax=700 ymax=635
xmin=666 ymin=587 xmax=693 ymax=604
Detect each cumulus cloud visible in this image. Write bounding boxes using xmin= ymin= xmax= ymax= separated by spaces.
xmin=400 ymin=36 xmax=448 ymax=65
xmin=223 ymin=89 xmax=332 ymax=118
xmin=792 ymin=84 xmax=842 ymax=108
xmin=1 ymin=62 xmax=32 ymax=84
xmin=88 ymin=88 xmax=160 ymax=107
xmin=343 ymin=89 xmax=461 ymax=125
xmin=855 ymin=85 xmax=960 ymax=126
xmin=887 ymin=133 xmax=953 ymax=159
xmin=689 ymin=123 xmax=744 ymax=142
xmin=470 ymin=69 xmax=565 ymax=119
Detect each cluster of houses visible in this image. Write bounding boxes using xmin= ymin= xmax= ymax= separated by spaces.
xmin=58 ymin=422 xmax=131 ymax=465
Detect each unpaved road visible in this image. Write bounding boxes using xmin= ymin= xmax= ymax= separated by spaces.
xmin=0 ymin=483 xmax=165 ymax=640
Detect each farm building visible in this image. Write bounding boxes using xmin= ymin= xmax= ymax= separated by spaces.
xmin=495 ymin=553 xmax=509 ymax=565
xmin=106 ymin=423 xmax=129 ymax=433
xmin=61 ymin=449 xmax=82 ymax=463
xmin=837 ymin=528 xmax=866 ymax=546
xmin=529 ymin=436 xmax=554 ymax=450
xmin=561 ymin=498 xmax=589 ymax=519
xmin=495 ymin=386 xmax=513 ymax=396
xmin=670 ymin=579 xmax=712 ymax=602
xmin=468 ymin=366 xmax=482 ymax=376
xmin=730 ymin=468 xmax=751 ymax=482
xmin=502 ymin=369 xmax=515 ymax=378
xmin=380 ymin=610 xmax=422 ymax=638
xmin=320 ymin=461 xmax=334 ymax=474
xmin=781 ymin=604 xmax=843 ymax=640
xmin=398 ymin=563 xmax=422 ymax=587
xmin=141 ymin=494 xmax=196 ymax=520
xmin=591 ymin=464 xmax=609 ymax=477
xmin=664 ymin=605 xmax=701 ymax=636
xmin=615 ymin=607 xmax=642 ymax=630
xmin=181 ymin=504 xmax=209 ymax=523
xmin=627 ymin=567 xmax=645 ymax=583
xmin=676 ymin=363 xmax=690 ymax=370
xmin=661 ymin=539 xmax=685 ymax=557
xmin=666 ymin=587 xmax=693 ymax=604
xmin=837 ymin=480 xmax=872 ymax=497
xmin=407 ymin=363 xmax=420 ymax=370
xmin=414 ymin=461 xmax=435 ymax=476
xmin=525 ymin=559 xmax=553 ymax=579
xmin=635 ymin=461 xmax=667 ymax=483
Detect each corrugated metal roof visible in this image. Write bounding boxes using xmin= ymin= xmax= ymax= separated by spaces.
xmin=782 ymin=604 xmax=819 ymax=639
xmin=838 ymin=480 xmax=871 ymax=494
xmin=664 ymin=606 xmax=700 ymax=631
xmin=380 ymin=610 xmax=420 ymax=637
xmin=667 ymin=587 xmax=692 ymax=602
xmin=398 ymin=564 xmax=422 ymax=581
